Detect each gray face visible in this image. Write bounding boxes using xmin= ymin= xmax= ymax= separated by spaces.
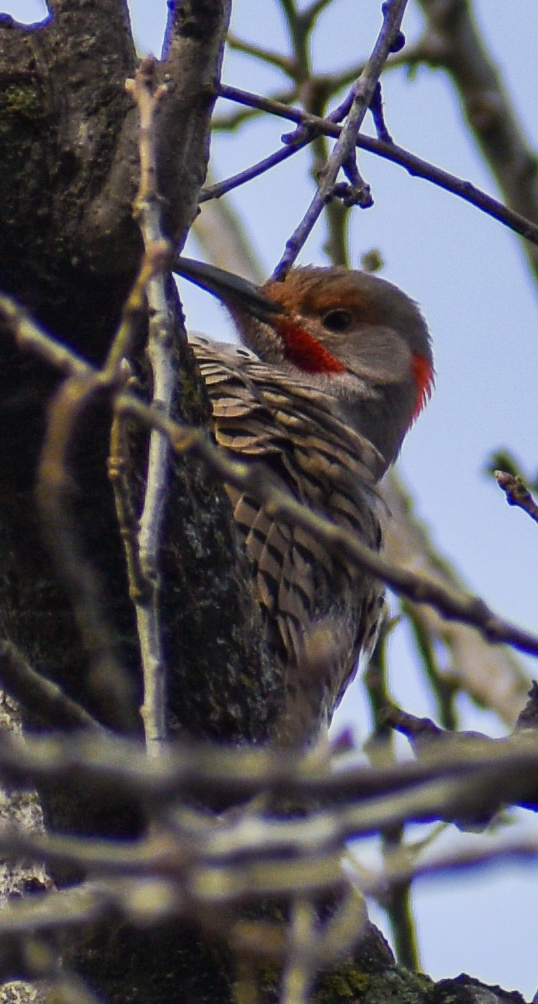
xmin=230 ymin=266 xmax=433 ymax=469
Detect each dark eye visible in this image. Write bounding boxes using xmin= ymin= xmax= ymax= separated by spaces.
xmin=322 ymin=309 xmax=352 ymax=332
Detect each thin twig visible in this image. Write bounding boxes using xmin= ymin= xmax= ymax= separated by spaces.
xmin=369 ymin=81 xmax=393 ymax=143
xmin=353 ymin=831 xmax=538 ymax=901
xmin=0 ymin=640 xmax=105 ymax=733
xmin=105 ymin=247 xmax=170 ymax=608
xmin=401 ymin=599 xmax=458 ymax=731
xmin=212 ymin=85 xmax=299 ymax=130
xmin=126 ymin=57 xmax=175 ymax=753
xmin=0 ymin=876 xmax=178 ymax=936
xmin=36 ymin=368 xmax=140 ymax=735
xmin=495 ymin=471 xmax=538 ymax=525
xmin=211 ymin=40 xmax=430 ymax=131
xmin=273 ymin=0 xmax=409 ymax=277
xmin=108 ymin=407 xmax=150 ymax=603
xmin=314 ymin=883 xmax=369 ymax=962
xmin=0 ymin=722 xmax=537 ymax=811
xmin=2 ymin=732 xmax=538 ymax=880
xmin=217 ymin=84 xmax=538 ymax=249
xmin=0 ymin=824 xmax=181 ymax=878
xmin=199 ymin=142 xmax=303 ymax=202
xmin=298 ymin=0 xmax=335 ymax=31
xmin=227 ymin=32 xmax=296 ymax=75
xmin=363 ymin=631 xmax=421 ymax=970
xmin=280 ymin=898 xmax=317 ymax=1004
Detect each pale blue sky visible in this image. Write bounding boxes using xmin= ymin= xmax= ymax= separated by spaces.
xmin=5 ymin=1 xmax=538 ymax=995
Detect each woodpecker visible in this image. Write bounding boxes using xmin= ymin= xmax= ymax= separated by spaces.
xmin=174 ymin=258 xmax=433 ymax=745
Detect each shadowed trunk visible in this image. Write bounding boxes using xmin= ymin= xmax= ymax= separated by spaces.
xmin=0 ymin=3 xmax=282 ymax=1000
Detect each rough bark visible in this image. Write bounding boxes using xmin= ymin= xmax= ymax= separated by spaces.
xmin=0 ymin=0 xmax=281 ymax=739
xmin=0 ymin=3 xmax=280 ymax=1001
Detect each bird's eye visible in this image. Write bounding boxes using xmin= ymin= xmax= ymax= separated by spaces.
xmin=322 ymin=309 xmax=352 ymax=332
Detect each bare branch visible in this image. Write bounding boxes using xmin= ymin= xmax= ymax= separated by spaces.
xmin=273 ymin=0 xmax=409 ymax=277
xmin=211 ymin=39 xmax=433 ymax=131
xmin=217 ymin=85 xmax=538 ymax=249
xmin=495 ymin=471 xmax=538 ymax=526
xmin=0 ymin=876 xmax=178 ymax=936
xmin=199 ymin=142 xmax=304 ymax=202
xmin=353 ymin=831 xmax=538 ymax=901
xmin=212 ymin=85 xmax=299 ymax=130
xmin=279 ymin=898 xmax=317 ymax=1004
xmin=298 ymin=0 xmax=336 ymax=31
xmin=227 ymin=33 xmax=296 ymax=75
xmin=415 ymin=0 xmax=538 ymax=279
xmin=125 ymin=57 xmax=176 ymax=753
xmin=36 ymin=367 xmax=140 ymax=735
xmin=0 ymin=641 xmax=104 ymax=734
xmin=0 ymin=726 xmax=536 ymax=819
xmin=382 ymin=474 xmax=530 ymax=728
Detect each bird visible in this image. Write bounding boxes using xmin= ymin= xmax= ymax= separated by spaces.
xmin=174 ymin=258 xmax=434 ymax=745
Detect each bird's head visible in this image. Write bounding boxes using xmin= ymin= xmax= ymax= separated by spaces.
xmin=174 ymin=258 xmax=433 ymax=471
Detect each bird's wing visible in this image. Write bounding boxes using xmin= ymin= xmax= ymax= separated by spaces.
xmin=191 ymin=337 xmax=385 ymax=738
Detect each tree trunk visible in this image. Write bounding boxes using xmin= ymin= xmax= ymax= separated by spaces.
xmin=0 ymin=3 xmax=281 ymax=1000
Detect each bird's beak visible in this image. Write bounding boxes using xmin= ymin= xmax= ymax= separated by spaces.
xmin=172 ymin=256 xmax=285 ymax=323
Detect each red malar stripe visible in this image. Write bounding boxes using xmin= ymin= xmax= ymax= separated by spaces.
xmin=277 ymin=319 xmax=347 ymax=374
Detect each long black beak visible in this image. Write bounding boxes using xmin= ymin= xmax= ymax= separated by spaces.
xmin=172 ymin=256 xmax=285 ymax=323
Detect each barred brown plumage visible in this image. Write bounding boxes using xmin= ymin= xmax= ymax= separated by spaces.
xmin=175 ymin=259 xmax=434 ymax=745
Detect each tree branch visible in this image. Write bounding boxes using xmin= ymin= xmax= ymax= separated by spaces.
xmin=415 ymin=0 xmax=538 ymax=279
xmin=495 ymin=471 xmax=538 ymax=525
xmin=382 ymin=474 xmax=530 ymax=727
xmin=0 ymin=641 xmax=104 ymax=734
xmin=217 ymin=84 xmax=538 ymax=249
xmin=273 ymin=0 xmax=409 ymax=277
xmin=125 ymin=58 xmax=175 ymax=753
xmin=159 ymin=0 xmax=232 ymax=245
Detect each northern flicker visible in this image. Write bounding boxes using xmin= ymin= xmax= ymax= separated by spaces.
xmin=174 ymin=258 xmax=433 ymax=744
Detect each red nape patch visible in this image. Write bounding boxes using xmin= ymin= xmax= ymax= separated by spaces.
xmin=277 ymin=318 xmax=347 ymax=374
xmin=412 ymin=352 xmax=434 ymax=420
